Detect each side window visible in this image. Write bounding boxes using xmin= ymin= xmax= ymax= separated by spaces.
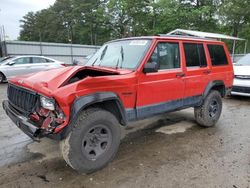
xmin=13 ymin=57 xmax=30 ymax=64
xmin=183 ymin=43 xmax=207 ymax=67
xmin=45 ymin=58 xmax=54 ymax=63
xmin=207 ymin=44 xmax=228 ymax=66
xmin=148 ymin=42 xmax=180 ymax=70
xmin=32 ymin=57 xmax=47 ymax=64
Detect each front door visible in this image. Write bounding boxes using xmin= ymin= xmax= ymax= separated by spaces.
xmin=137 ymin=41 xmax=185 ymax=119
xmin=7 ymin=57 xmax=33 ymax=78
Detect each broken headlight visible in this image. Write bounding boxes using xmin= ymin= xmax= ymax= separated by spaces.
xmin=40 ymin=96 xmax=55 ymax=111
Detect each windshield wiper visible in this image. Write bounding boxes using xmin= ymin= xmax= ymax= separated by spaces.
xmin=99 ymin=46 xmax=108 ymax=66
xmin=92 ymin=46 xmax=108 ymax=67
xmin=91 ymin=57 xmax=98 ymax=66
xmin=115 ymin=46 xmax=124 ymax=69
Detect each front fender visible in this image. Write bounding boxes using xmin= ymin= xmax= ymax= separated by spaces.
xmin=60 ymin=92 xmax=127 ymax=139
xmin=0 ymin=67 xmax=8 ymax=79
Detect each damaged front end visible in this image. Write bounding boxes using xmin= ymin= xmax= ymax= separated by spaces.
xmin=2 ymin=84 xmax=66 ymax=141
xmin=31 ymin=96 xmax=65 ymax=133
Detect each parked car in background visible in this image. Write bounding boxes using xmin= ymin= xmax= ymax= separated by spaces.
xmin=0 ymin=56 xmax=66 ymax=83
xmin=231 ymin=54 xmax=250 ymax=96
xmin=73 ymin=53 xmax=95 ymax=66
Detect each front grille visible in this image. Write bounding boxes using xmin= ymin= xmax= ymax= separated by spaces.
xmin=232 ymin=86 xmax=250 ymax=94
xmin=235 ymin=75 xmax=250 ymax=79
xmin=7 ymin=84 xmax=38 ymax=113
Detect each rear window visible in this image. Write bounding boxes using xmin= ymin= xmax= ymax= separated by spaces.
xmin=183 ymin=43 xmax=207 ymax=67
xmin=32 ymin=57 xmax=47 ymax=63
xmin=207 ymin=44 xmax=228 ymax=66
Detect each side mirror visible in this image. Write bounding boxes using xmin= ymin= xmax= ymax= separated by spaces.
xmin=143 ymin=62 xmax=158 ymax=73
xmin=7 ymin=61 xmax=15 ymax=66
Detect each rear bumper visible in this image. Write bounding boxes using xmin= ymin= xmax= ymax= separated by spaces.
xmin=2 ymin=100 xmax=41 ymax=141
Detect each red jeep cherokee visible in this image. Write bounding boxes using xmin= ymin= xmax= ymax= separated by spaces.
xmin=3 ymin=36 xmax=233 ymax=173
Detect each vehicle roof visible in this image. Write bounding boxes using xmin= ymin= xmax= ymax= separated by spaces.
xmin=13 ymin=55 xmax=52 ymax=58
xmin=109 ymin=35 xmax=225 ymax=44
xmin=8 ymin=55 xmax=60 ymax=61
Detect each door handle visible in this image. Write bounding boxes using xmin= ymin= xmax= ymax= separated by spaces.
xmin=203 ymin=70 xmax=211 ymax=74
xmin=176 ymin=73 xmax=185 ymax=77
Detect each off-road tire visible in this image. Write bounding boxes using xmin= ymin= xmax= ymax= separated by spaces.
xmin=194 ymin=90 xmax=222 ymax=127
xmin=0 ymin=72 xmax=5 ymax=83
xmin=60 ymin=107 xmax=121 ymax=174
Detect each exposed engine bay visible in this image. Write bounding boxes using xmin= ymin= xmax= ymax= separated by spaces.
xmin=67 ymin=68 xmax=119 ymax=84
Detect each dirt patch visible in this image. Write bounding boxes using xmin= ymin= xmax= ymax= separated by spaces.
xmin=1 ymin=84 xmax=250 ymax=187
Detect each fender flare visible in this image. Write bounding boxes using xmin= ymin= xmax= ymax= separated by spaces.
xmin=60 ymin=92 xmax=127 ymax=139
xmin=0 ymin=71 xmax=6 ymax=81
xmin=203 ymin=80 xmax=225 ymax=100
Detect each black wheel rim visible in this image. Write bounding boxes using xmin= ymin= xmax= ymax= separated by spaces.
xmin=81 ymin=125 xmax=112 ymax=161
xmin=208 ymin=99 xmax=219 ymax=118
xmin=0 ymin=74 xmax=3 ymax=82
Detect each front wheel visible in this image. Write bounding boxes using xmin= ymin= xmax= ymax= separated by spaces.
xmin=0 ymin=73 xmax=5 ymax=83
xmin=60 ymin=107 xmax=121 ymax=173
xmin=194 ymin=90 xmax=222 ymax=127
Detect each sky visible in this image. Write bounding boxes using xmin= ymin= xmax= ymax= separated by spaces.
xmin=0 ymin=0 xmax=56 ymax=40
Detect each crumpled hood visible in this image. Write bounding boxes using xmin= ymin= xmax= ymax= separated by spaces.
xmin=233 ymin=65 xmax=250 ymax=76
xmin=9 ymin=66 xmax=132 ymax=96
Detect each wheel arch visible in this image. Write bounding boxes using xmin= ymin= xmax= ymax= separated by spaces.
xmin=60 ymin=92 xmax=127 ymax=139
xmin=0 ymin=71 xmax=6 ymax=81
xmin=203 ymin=80 xmax=226 ymax=99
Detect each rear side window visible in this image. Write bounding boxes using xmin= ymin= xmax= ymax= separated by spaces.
xmin=184 ymin=43 xmax=207 ymax=67
xmin=32 ymin=57 xmax=47 ymax=64
xmin=207 ymin=44 xmax=228 ymax=66
xmin=46 ymin=58 xmax=54 ymax=62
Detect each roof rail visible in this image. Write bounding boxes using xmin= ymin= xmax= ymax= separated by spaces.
xmin=157 ymin=34 xmax=217 ymax=41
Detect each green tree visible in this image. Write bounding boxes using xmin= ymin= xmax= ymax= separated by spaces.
xmin=18 ymin=0 xmax=250 ymax=53
xmin=19 ymin=12 xmax=39 ymax=41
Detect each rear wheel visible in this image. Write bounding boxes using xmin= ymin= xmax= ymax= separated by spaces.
xmin=194 ymin=90 xmax=222 ymax=127
xmin=0 ymin=73 xmax=5 ymax=83
xmin=60 ymin=107 xmax=121 ymax=173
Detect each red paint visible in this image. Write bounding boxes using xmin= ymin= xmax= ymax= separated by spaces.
xmin=41 ymin=116 xmax=52 ymax=129
xmin=30 ymin=113 xmax=40 ymax=122
xmin=9 ymin=36 xmax=234 ymax=133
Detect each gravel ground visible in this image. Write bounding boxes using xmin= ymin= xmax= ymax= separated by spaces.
xmin=0 ymin=83 xmax=250 ymax=188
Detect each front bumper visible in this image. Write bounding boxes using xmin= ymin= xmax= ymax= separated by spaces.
xmin=3 ymin=100 xmax=42 ymax=141
xmin=3 ymin=100 xmax=64 ymax=140
xmin=231 ymin=88 xmax=250 ymax=97
xmin=232 ymin=78 xmax=250 ymax=97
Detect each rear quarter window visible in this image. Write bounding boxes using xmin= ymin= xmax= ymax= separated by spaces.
xmin=207 ymin=44 xmax=228 ymax=66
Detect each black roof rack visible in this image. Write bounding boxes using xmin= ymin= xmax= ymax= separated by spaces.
xmin=157 ymin=34 xmax=217 ymax=41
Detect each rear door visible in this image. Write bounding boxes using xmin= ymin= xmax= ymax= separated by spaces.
xmin=137 ymin=40 xmax=185 ymax=118
xmin=182 ymin=42 xmax=211 ymax=102
xmin=30 ymin=57 xmax=50 ymax=72
xmin=206 ymin=43 xmax=233 ymax=88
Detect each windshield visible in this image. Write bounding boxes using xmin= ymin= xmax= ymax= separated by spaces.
xmin=86 ymin=39 xmax=151 ymax=70
xmin=236 ymin=54 xmax=250 ymax=66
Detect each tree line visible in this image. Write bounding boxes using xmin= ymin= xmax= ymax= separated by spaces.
xmin=19 ymin=0 xmax=250 ymax=52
